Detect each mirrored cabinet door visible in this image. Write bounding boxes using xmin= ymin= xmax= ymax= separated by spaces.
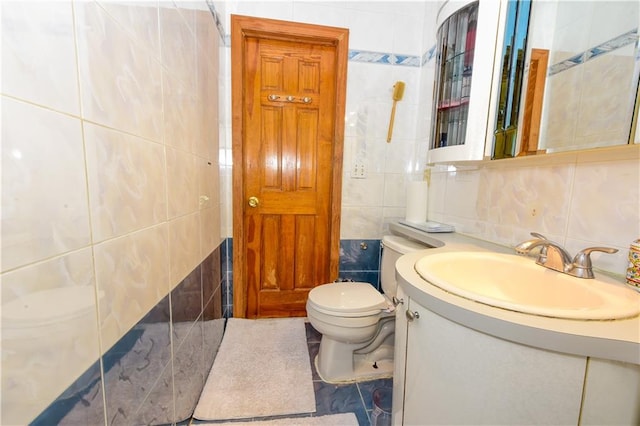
xmin=432 ymin=2 xmax=477 ymax=149
xmin=427 ymin=0 xmax=502 ymax=164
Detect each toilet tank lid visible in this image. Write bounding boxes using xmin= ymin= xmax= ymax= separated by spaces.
xmin=308 ymin=282 xmax=387 ymax=313
xmin=382 ymin=235 xmax=429 ymax=253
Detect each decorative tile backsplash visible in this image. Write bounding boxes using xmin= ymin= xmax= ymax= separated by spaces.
xmin=348 ymin=49 xmax=422 ymax=67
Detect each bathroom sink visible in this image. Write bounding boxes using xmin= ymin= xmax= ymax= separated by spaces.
xmin=415 ymin=251 xmax=640 ymax=320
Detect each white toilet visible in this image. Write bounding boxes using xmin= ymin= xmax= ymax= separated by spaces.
xmin=306 ymin=235 xmax=429 ymax=382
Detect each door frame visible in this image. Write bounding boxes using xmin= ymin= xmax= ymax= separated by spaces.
xmin=231 ymin=15 xmax=349 ymax=318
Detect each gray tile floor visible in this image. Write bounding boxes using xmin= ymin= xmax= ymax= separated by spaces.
xmin=190 ymin=322 xmax=393 ymax=426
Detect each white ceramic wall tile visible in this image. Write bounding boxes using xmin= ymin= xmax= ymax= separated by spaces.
xmin=84 ymin=122 xmax=168 ymax=243
xmin=2 ymin=1 xmax=223 ymax=423
xmin=383 ymin=174 xmax=408 ymax=207
xmin=196 ymin=8 xmax=220 ymax=61
xmin=391 ymin=9 xmax=424 ymax=56
xmin=219 ymin=167 xmax=233 ymax=238
xmin=200 ymin=206 xmax=220 ymax=260
xmin=341 ymin=135 xmax=356 ymax=177
xmin=0 ymin=1 xmax=80 ymax=116
xmin=426 ymin=169 xmax=448 ymax=218
xmin=416 ymin=64 xmax=435 ymax=140
xmin=163 ymin=71 xmax=198 ymax=154
xmin=567 ymin=158 xmax=640 ymax=248
xmin=340 ymin=206 xmax=383 ymax=239
xmin=225 ymin=1 xmax=293 ymax=31
xmin=576 ymin=46 xmax=635 ymax=148
xmin=528 ymin=1 xmax=558 ymax=50
xmin=343 ymin=8 xmax=393 ymax=53
xmin=587 ymin=2 xmax=638 ymax=48
xmin=485 ymin=164 xmax=574 ymax=237
xmin=553 ymin=2 xmax=593 ymax=53
xmin=541 ymin=66 xmax=582 ymax=151
xmin=443 ymin=169 xmax=481 ymax=220
xmin=169 ymin=212 xmax=201 ymax=286
xmin=344 ymin=62 xmax=394 ymax=116
xmin=196 ymin=12 xmax=220 ymax=160
xmin=75 ymin=1 xmax=163 ymax=142
xmin=94 ymin=224 xmax=170 ymax=351
xmin=219 ymin=47 xmax=232 ymax=128
xmin=160 ymin=6 xmax=197 ymax=92
xmin=1 ymin=248 xmax=100 ymax=425
xmin=1 ymin=97 xmax=91 ymax=273
xmin=198 ymin=157 xmax=219 ymax=210
xmin=342 ymin=173 xmax=385 ymax=207
xmin=292 ymin=2 xmax=347 ymax=29
xmin=421 ymin=2 xmax=439 ymax=52
xmin=97 ymin=1 xmax=162 ymax=62
xmin=166 ymin=146 xmax=199 ymax=219
xmin=175 ymin=3 xmax=198 ymax=38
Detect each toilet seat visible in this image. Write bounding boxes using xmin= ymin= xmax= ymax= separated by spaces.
xmin=307 ymin=282 xmax=389 ymax=317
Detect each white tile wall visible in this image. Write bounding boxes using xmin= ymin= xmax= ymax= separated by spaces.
xmin=0 ymin=1 xmax=222 ymax=423
xmin=217 ymin=0 xmax=639 ymax=268
xmin=1 ymin=97 xmax=91 ymax=272
xmin=428 ymin=146 xmax=640 ymax=276
xmin=218 ymin=1 xmax=428 ymax=239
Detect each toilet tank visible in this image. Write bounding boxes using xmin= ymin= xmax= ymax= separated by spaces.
xmin=381 ymin=235 xmax=430 ymax=296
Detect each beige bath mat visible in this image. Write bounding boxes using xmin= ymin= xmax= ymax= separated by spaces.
xmin=193 ymin=318 xmax=316 ymax=420
xmin=196 ymin=413 xmax=358 ymax=425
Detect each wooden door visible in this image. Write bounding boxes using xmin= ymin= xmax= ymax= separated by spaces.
xmin=231 ymin=16 xmax=348 ymax=318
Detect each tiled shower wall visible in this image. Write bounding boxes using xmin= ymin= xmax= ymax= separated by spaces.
xmin=1 ymin=1 xmax=224 ymax=424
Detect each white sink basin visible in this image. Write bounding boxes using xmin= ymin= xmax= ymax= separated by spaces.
xmin=415 ymin=251 xmax=640 ymax=320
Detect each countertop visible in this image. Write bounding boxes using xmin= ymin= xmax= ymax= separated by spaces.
xmin=390 ymin=222 xmax=640 ymax=365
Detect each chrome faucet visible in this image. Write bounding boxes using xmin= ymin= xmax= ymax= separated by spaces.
xmin=515 ymin=232 xmax=618 ymax=279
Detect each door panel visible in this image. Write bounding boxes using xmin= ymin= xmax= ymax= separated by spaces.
xmin=232 ymin=16 xmax=348 ymax=318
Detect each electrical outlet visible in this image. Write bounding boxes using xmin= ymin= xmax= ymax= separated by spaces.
xmin=351 ymin=159 xmax=367 ymax=179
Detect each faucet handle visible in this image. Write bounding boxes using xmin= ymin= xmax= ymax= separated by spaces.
xmin=571 ymin=247 xmax=619 ymax=279
xmin=515 ymin=232 xmax=549 ymax=256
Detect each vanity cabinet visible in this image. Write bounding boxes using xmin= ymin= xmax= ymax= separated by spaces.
xmin=427 ymin=0 xmax=504 ymax=163
xmin=392 ymin=292 xmax=640 ymax=425
xmin=391 ymin=284 xmax=408 ymax=426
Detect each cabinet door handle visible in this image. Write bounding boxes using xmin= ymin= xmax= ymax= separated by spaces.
xmin=392 ymin=296 xmax=404 ymax=306
xmin=406 ymin=309 xmax=420 ymax=322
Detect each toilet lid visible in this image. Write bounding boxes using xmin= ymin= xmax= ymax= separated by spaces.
xmin=307 ymin=282 xmax=388 ymax=315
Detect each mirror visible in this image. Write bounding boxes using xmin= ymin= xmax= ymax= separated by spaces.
xmin=494 ymin=0 xmax=639 ymax=158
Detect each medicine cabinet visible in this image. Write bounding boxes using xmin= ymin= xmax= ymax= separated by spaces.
xmin=427 ymin=0 xmax=640 ymax=164
xmin=427 ymin=0 xmax=503 ymax=163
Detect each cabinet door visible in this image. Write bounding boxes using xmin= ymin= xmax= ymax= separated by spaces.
xmin=580 ymin=358 xmax=640 ymax=425
xmin=402 ymin=303 xmax=586 ymax=425
xmin=391 ymin=286 xmax=408 ymax=426
xmin=427 ymin=0 xmax=503 ymax=163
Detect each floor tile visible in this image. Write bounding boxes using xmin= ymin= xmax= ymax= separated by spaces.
xmin=190 ymin=320 xmax=392 ymax=426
